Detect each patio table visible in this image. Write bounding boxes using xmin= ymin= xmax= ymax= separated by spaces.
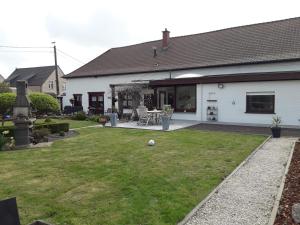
xmin=147 ymin=109 xmax=162 ymax=125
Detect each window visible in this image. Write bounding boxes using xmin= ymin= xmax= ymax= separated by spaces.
xmin=122 ymin=93 xmax=133 ymax=109
xmin=73 ymin=94 xmax=82 ymax=107
xmin=246 ymin=92 xmax=275 ymax=114
xmin=48 ymin=81 xmax=54 ymax=89
xmin=175 ymin=85 xmax=196 ymax=112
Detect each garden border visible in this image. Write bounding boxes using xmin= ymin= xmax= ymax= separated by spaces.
xmin=267 ymin=140 xmax=297 ymax=225
xmin=177 ymin=135 xmax=272 ymax=225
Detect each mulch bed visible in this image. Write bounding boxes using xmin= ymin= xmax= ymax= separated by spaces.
xmin=274 ymin=141 xmax=300 ymax=225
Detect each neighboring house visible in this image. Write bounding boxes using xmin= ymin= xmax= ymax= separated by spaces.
xmin=6 ymin=65 xmax=66 ymax=109
xmin=0 ymin=74 xmax=4 ymax=82
xmin=6 ymin=65 xmax=66 ymax=96
xmin=64 ymin=17 xmax=300 ymax=127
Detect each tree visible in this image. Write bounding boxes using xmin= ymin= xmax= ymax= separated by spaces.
xmin=29 ymin=92 xmax=60 ymax=115
xmin=0 ymin=93 xmax=16 ymax=126
xmin=0 ymin=82 xmax=12 ymax=93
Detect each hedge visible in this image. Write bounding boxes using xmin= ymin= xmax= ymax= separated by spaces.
xmin=34 ymin=122 xmax=69 ymax=134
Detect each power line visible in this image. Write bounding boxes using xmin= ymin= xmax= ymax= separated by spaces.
xmin=57 ymin=49 xmax=84 ymax=64
xmin=0 ymin=50 xmax=53 ymax=53
xmin=0 ymin=45 xmax=51 ymax=49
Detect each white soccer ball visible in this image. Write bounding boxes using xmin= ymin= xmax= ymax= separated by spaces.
xmin=148 ymin=139 xmax=155 ymax=146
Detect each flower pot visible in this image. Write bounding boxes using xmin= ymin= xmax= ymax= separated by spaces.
xmin=110 ymin=113 xmax=118 ymax=127
xmin=161 ymin=116 xmax=170 ymax=131
xmin=271 ymin=127 xmax=281 ymax=138
xmin=99 ymin=118 xmax=107 ymax=126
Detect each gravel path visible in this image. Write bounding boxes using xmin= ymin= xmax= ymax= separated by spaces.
xmin=182 ymin=137 xmax=295 ymax=225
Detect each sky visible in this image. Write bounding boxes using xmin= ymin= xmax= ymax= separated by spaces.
xmin=0 ymin=0 xmax=300 ymax=78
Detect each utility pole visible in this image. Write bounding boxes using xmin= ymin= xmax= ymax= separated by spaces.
xmin=52 ymin=41 xmax=60 ymax=96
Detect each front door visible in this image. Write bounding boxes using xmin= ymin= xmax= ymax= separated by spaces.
xmin=88 ymin=92 xmax=104 ymax=114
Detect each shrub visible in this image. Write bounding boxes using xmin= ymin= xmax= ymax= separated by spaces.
xmin=0 ymin=92 xmax=60 ymax=121
xmin=44 ymin=118 xmax=52 ymax=123
xmin=0 ymin=132 xmax=6 ymax=150
xmin=0 ymin=93 xmax=16 ymax=126
xmin=59 ymin=130 xmax=65 ymax=137
xmin=32 ymin=128 xmax=50 ymax=143
xmin=0 ymin=130 xmax=14 ymax=150
xmin=88 ymin=115 xmax=100 ymax=123
xmin=34 ymin=122 xmax=69 ymax=134
xmin=0 ymin=126 xmax=15 ymax=137
xmin=0 ymin=82 xmax=12 ymax=93
xmin=29 ymin=92 xmax=60 ymax=115
xmin=72 ymin=111 xmax=87 ymax=121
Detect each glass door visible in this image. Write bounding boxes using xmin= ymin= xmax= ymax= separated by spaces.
xmin=88 ymin=92 xmax=104 ymax=114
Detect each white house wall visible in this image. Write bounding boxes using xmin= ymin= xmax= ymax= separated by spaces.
xmin=64 ymin=71 xmax=172 ymax=112
xmin=65 ymin=61 xmax=300 ymax=126
xmin=200 ymin=80 xmax=300 ymax=126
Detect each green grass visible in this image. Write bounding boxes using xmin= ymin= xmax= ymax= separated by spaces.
xmin=3 ymin=118 xmax=98 ymax=129
xmin=0 ymin=128 xmax=266 ymax=225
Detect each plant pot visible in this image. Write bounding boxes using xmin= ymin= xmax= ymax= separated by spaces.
xmin=271 ymin=127 xmax=281 ymax=138
xmin=99 ymin=118 xmax=107 ymax=126
xmin=161 ymin=116 xmax=170 ymax=131
xmin=110 ymin=113 xmax=118 ymax=127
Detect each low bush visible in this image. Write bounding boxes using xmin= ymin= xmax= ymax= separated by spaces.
xmin=59 ymin=130 xmax=65 ymax=137
xmin=34 ymin=122 xmax=69 ymax=134
xmin=44 ymin=118 xmax=52 ymax=123
xmin=72 ymin=111 xmax=87 ymax=121
xmin=32 ymin=128 xmax=50 ymax=143
xmin=88 ymin=115 xmax=100 ymax=123
xmin=0 ymin=126 xmax=15 ymax=137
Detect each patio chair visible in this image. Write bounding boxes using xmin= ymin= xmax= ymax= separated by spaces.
xmin=137 ymin=106 xmax=151 ymax=126
xmin=0 ymin=197 xmax=21 ymax=225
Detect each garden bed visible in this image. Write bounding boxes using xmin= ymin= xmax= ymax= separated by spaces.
xmin=47 ymin=130 xmax=79 ymax=142
xmin=274 ymin=141 xmax=300 ymax=225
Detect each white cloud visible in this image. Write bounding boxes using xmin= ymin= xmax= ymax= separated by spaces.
xmin=0 ymin=0 xmax=300 ymax=78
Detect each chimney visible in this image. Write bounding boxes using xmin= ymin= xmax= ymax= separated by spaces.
xmin=162 ymin=28 xmax=170 ymax=49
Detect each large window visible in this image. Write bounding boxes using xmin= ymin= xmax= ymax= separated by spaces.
xmin=246 ymin=92 xmax=275 ymax=114
xmin=175 ymin=85 xmax=196 ymax=112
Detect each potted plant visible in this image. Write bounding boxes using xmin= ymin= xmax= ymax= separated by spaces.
xmin=161 ymin=105 xmax=173 ymax=131
xmin=110 ymin=107 xmax=118 ymax=127
xmin=271 ymin=115 xmax=281 ymax=138
xmin=99 ymin=115 xmax=108 ymax=126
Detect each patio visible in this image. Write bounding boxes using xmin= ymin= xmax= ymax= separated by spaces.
xmin=106 ymin=119 xmax=199 ymax=131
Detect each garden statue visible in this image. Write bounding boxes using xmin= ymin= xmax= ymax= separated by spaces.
xmin=13 ymin=81 xmax=34 ymax=147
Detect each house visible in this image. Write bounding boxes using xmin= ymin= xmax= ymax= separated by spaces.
xmin=64 ymin=17 xmax=300 ymax=127
xmin=6 ymin=66 xmax=66 ymax=95
xmin=0 ymin=74 xmax=4 ymax=83
xmin=6 ymin=65 xmax=67 ymax=109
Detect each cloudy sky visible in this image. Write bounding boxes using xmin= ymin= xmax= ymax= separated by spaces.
xmin=0 ymin=0 xmax=300 ymax=78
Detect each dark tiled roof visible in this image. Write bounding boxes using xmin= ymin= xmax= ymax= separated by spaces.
xmin=6 ymin=66 xmax=56 ymax=86
xmin=66 ymin=17 xmax=300 ymax=78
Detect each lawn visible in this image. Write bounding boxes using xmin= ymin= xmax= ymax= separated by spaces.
xmin=3 ymin=118 xmax=98 ymax=129
xmin=0 ymin=128 xmax=266 ymax=225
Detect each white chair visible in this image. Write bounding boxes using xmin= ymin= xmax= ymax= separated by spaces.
xmin=137 ymin=106 xmax=151 ymax=126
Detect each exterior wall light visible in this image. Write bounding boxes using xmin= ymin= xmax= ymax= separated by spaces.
xmin=218 ymin=83 xmax=224 ymax=89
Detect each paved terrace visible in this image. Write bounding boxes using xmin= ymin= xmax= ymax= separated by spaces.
xmin=190 ymin=122 xmax=300 ymax=136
